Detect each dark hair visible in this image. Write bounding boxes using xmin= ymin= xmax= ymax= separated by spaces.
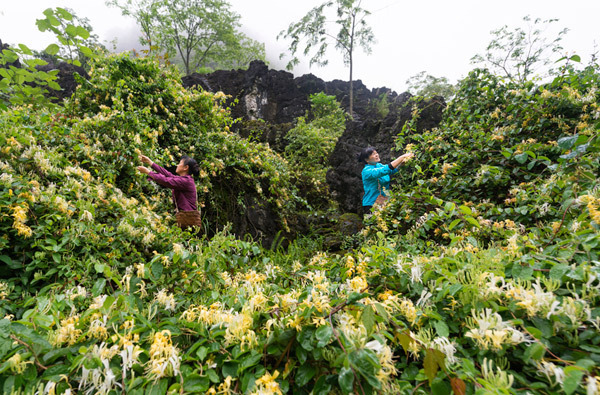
xmin=181 ymin=155 xmax=199 ymax=177
xmin=357 ymin=146 xmax=376 ymax=163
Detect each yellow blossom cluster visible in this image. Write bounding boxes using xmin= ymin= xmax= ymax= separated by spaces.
xmin=88 ymin=313 xmax=109 ymax=340
xmin=442 ymin=162 xmax=455 ymax=175
xmin=154 ymin=289 xmax=176 ymax=311
xmin=146 ymin=330 xmax=180 ymax=379
xmin=180 ymin=303 xmax=257 ymax=348
xmin=64 ymin=166 xmax=92 ymax=182
xmin=52 ymin=316 xmax=82 ymax=346
xmin=7 ymin=353 xmax=31 ymax=374
xmin=11 ymin=204 xmax=32 ymax=237
xmin=299 ymin=289 xmax=331 ymax=315
xmin=399 ymin=298 xmax=418 ymax=325
xmin=579 ymin=195 xmax=600 ymax=224
xmin=250 ymin=370 xmax=283 ymax=395
xmin=0 ymin=282 xmax=9 ymax=300
xmin=465 ymin=309 xmax=532 ymax=351
xmin=504 ymin=281 xmax=556 ymax=317
xmin=346 ymin=276 xmax=368 ymax=293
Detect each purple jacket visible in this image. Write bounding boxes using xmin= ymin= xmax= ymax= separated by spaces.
xmin=148 ymin=163 xmax=197 ymax=211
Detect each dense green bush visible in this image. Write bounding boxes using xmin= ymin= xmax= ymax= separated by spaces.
xmin=1 ymin=44 xmax=600 ymax=395
xmin=284 ymin=92 xmax=347 ymax=209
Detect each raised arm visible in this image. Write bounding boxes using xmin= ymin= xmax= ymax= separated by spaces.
xmin=390 ymin=152 xmax=414 ymax=169
xmin=139 ymin=154 xmax=173 ymax=177
xmin=147 ymin=172 xmax=194 ymax=191
xmin=150 ymin=162 xmax=174 ymax=177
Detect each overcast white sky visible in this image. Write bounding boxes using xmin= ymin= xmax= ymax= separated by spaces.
xmin=1 ymin=0 xmax=599 ymax=93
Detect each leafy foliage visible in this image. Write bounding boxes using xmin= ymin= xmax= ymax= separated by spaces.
xmin=0 ymin=7 xmax=100 ymax=110
xmin=471 ymin=15 xmax=569 ymax=83
xmin=107 ymin=0 xmax=266 ymax=74
xmin=284 ymin=92 xmax=347 ymax=209
xmin=35 ymin=7 xmax=103 ymax=68
xmin=278 ymin=0 xmax=375 ymax=117
xmin=405 ymin=71 xmax=456 ymax=100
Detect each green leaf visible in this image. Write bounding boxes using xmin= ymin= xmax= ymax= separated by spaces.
xmin=183 ymin=374 xmax=210 ymax=393
xmin=208 ymin=369 xmax=219 ymax=383
xmin=0 ymin=255 xmax=20 ymax=269
xmin=80 ymin=46 xmax=94 ymax=58
xmin=523 ymin=342 xmax=545 ymax=362
xmin=465 ymin=216 xmax=480 ymax=228
xmin=431 ymin=378 xmax=452 ymax=395
xmin=338 ymin=367 xmax=354 ymax=394
xmin=424 ymin=349 xmax=439 ymax=383
xmin=297 ymin=327 xmax=315 ymax=351
xmin=514 ymin=152 xmax=529 ymax=164
xmin=459 ymin=205 xmax=472 ymax=215
xmin=48 ymin=81 xmax=62 ymax=90
xmin=151 ymin=260 xmax=163 ymax=279
xmin=221 ymin=362 xmax=238 ymax=378
xmin=361 ymin=305 xmax=376 ymax=335
xmin=563 ymin=366 xmax=585 ymax=395
xmin=397 ymin=332 xmax=412 ymax=353
xmin=65 ymin=25 xmax=78 ymax=37
xmin=349 ymin=349 xmax=381 ymax=389
xmin=295 ymin=364 xmax=316 ymax=387
xmin=313 ymin=374 xmax=332 ymax=395
xmin=433 ymin=321 xmax=449 ymax=338
xmin=549 ymin=264 xmax=569 ymax=281
xmin=448 ymin=219 xmax=461 ymax=231
xmin=570 ymin=54 xmax=581 ymax=62
xmin=196 ymin=346 xmax=208 ymax=361
xmin=146 ymin=379 xmax=168 ymax=395
xmin=76 ymin=26 xmax=90 ymax=39
xmin=315 ymin=325 xmax=333 ymax=348
xmin=239 ymin=352 xmax=261 ymax=372
xmin=558 ymin=135 xmax=578 ymax=151
xmin=18 ymin=44 xmax=33 ymax=55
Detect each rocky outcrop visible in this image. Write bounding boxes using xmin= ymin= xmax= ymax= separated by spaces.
xmin=183 ymin=60 xmax=446 ymax=213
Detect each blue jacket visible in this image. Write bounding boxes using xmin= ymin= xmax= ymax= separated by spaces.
xmin=362 ymin=162 xmax=398 ymax=206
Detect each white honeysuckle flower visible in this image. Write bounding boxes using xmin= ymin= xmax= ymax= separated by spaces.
xmin=365 ymin=340 xmax=384 ymax=354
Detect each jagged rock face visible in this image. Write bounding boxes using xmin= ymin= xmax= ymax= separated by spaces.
xmin=184 ymin=60 xmax=446 ymax=213
xmin=182 ymin=60 xmax=318 ymax=125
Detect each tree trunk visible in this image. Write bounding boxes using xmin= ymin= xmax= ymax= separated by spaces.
xmin=349 ymin=12 xmax=356 ymax=118
xmin=349 ymin=55 xmax=353 ymax=119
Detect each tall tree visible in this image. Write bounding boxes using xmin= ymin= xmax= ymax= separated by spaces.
xmin=106 ymin=0 xmax=158 ymax=54
xmin=471 ymin=16 xmax=568 ymax=83
xmin=278 ymin=0 xmax=375 ymax=117
xmin=107 ymin=0 xmax=266 ymax=73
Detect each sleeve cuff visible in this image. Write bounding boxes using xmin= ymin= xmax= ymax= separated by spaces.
xmin=388 ymin=163 xmax=395 ymax=170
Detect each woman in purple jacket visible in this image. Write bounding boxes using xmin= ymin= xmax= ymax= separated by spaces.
xmin=136 ymin=154 xmax=199 ymax=212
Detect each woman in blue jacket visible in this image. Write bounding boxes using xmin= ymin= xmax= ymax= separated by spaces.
xmin=358 ymin=147 xmax=414 ymax=214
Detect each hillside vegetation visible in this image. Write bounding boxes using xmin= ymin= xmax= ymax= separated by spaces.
xmin=1 ymin=40 xmax=600 ymax=395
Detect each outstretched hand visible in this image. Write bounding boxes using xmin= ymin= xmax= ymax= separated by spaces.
xmin=399 ymin=152 xmax=414 ymax=164
xmin=137 ymin=166 xmax=151 ymax=175
xmin=139 ymin=155 xmax=152 ymax=165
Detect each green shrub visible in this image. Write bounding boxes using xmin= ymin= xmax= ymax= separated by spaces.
xmin=285 ymin=92 xmax=347 ymax=209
